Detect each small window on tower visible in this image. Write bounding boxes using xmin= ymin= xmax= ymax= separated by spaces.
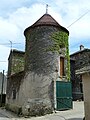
xmin=60 ymin=57 xmax=64 ymax=77
xmin=13 ymin=89 xmax=16 ymax=99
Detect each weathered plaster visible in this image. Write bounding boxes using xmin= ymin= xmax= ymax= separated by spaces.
xmin=82 ymin=73 xmax=90 ymax=120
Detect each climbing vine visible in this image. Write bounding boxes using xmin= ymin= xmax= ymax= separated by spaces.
xmin=11 ymin=55 xmax=25 ymax=74
xmin=49 ymin=31 xmax=70 ymax=81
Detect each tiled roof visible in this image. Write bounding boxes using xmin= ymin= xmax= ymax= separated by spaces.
xmin=24 ymin=13 xmax=69 ymax=34
xmin=70 ymin=48 xmax=90 ymax=56
xmin=31 ymin=13 xmax=60 ymax=27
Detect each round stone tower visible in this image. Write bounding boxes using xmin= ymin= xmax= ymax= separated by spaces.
xmin=23 ymin=13 xmax=69 ymax=115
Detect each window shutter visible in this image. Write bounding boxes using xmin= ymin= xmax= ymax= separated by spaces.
xmin=60 ymin=57 xmax=64 ymax=77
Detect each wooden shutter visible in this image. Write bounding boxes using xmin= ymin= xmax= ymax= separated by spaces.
xmin=60 ymin=57 xmax=64 ymax=77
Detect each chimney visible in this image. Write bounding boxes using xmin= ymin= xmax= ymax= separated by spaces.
xmin=80 ymin=45 xmax=84 ymax=50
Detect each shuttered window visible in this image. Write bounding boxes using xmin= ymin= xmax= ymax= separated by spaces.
xmin=60 ymin=57 xmax=64 ymax=77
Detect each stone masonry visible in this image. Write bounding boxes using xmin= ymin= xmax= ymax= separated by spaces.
xmin=6 ymin=13 xmax=69 ymax=116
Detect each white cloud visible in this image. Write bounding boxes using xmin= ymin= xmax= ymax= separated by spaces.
xmin=0 ymin=17 xmax=21 ymax=42
xmin=8 ymin=5 xmax=44 ymax=30
xmin=7 ymin=3 xmax=62 ymax=43
xmin=0 ymin=45 xmax=10 ymax=72
xmin=0 ymin=0 xmax=35 ymax=17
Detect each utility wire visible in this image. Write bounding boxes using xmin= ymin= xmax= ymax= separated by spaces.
xmin=67 ymin=10 xmax=90 ymax=28
xmin=0 ymin=41 xmax=21 ymax=50
xmin=0 ymin=43 xmax=21 ymax=45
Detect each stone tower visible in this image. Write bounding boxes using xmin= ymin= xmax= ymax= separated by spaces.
xmin=23 ymin=13 xmax=69 ymax=115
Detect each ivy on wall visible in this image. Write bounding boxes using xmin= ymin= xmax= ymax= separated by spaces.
xmin=49 ymin=31 xmax=70 ymax=81
xmin=11 ymin=55 xmax=25 ymax=74
xmin=25 ymin=29 xmax=70 ymax=80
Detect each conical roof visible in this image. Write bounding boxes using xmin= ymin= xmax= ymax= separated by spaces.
xmin=31 ymin=13 xmax=60 ymax=27
xmin=24 ymin=13 xmax=69 ymax=34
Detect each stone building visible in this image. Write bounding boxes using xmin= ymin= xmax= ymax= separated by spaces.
xmin=70 ymin=45 xmax=90 ymax=100
xmin=6 ymin=13 xmax=70 ymax=116
xmin=76 ymin=53 xmax=90 ymax=120
xmin=8 ymin=49 xmax=25 ymax=76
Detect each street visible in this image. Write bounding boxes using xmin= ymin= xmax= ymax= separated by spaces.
xmin=0 ymin=113 xmax=9 ymax=120
xmin=0 ymin=113 xmax=9 ymax=118
xmin=0 ymin=101 xmax=84 ymax=120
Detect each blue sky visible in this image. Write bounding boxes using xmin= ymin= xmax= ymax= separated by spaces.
xmin=0 ymin=0 xmax=90 ymax=72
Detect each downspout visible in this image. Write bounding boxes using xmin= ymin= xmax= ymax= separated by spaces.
xmin=54 ymin=56 xmax=60 ymax=111
xmin=54 ymin=78 xmax=57 ymax=111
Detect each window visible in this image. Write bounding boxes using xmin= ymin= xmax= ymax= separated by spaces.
xmin=60 ymin=57 xmax=64 ymax=77
xmin=13 ymin=89 xmax=16 ymax=99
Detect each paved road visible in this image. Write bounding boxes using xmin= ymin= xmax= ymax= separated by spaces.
xmin=0 ymin=108 xmax=17 ymax=120
xmin=0 ymin=112 xmax=7 ymax=117
xmin=25 ymin=101 xmax=84 ymax=120
xmin=0 ymin=101 xmax=84 ymax=120
xmin=0 ymin=113 xmax=9 ymax=120
xmin=51 ymin=101 xmax=84 ymax=120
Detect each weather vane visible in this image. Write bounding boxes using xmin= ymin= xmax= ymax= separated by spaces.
xmin=46 ymin=4 xmax=48 ymax=14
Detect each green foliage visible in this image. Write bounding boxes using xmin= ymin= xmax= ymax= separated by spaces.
xmin=49 ymin=31 xmax=70 ymax=81
xmin=11 ymin=55 xmax=24 ymax=74
xmin=49 ymin=31 xmax=68 ymax=53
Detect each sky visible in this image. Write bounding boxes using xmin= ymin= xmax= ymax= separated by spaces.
xmin=0 ymin=0 xmax=90 ymax=73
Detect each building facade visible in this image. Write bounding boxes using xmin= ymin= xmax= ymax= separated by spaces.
xmin=76 ymin=59 xmax=90 ymax=120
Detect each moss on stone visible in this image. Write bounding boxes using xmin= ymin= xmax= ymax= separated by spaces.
xmin=5 ymin=103 xmax=22 ymax=115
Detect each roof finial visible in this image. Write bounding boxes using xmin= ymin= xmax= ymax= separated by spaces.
xmin=46 ymin=4 xmax=48 ymax=14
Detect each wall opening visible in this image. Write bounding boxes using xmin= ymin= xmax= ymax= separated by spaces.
xmin=13 ymin=89 xmax=16 ymax=99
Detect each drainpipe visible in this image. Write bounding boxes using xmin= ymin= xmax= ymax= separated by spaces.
xmin=54 ymin=78 xmax=57 ymax=111
xmin=54 ymin=57 xmax=60 ymax=111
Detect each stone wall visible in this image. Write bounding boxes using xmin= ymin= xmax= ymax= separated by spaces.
xmin=19 ymin=72 xmax=55 ymax=116
xmin=21 ymin=25 xmax=69 ymax=115
xmin=6 ymin=25 xmax=69 ymax=116
xmin=25 ymin=26 xmax=60 ymax=74
xmin=70 ymin=49 xmax=90 ymax=100
xmin=6 ymin=71 xmax=24 ymax=105
xmin=71 ymin=50 xmax=90 ymax=70
xmin=8 ymin=50 xmax=25 ymax=76
xmin=70 ymin=59 xmax=75 ymax=82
